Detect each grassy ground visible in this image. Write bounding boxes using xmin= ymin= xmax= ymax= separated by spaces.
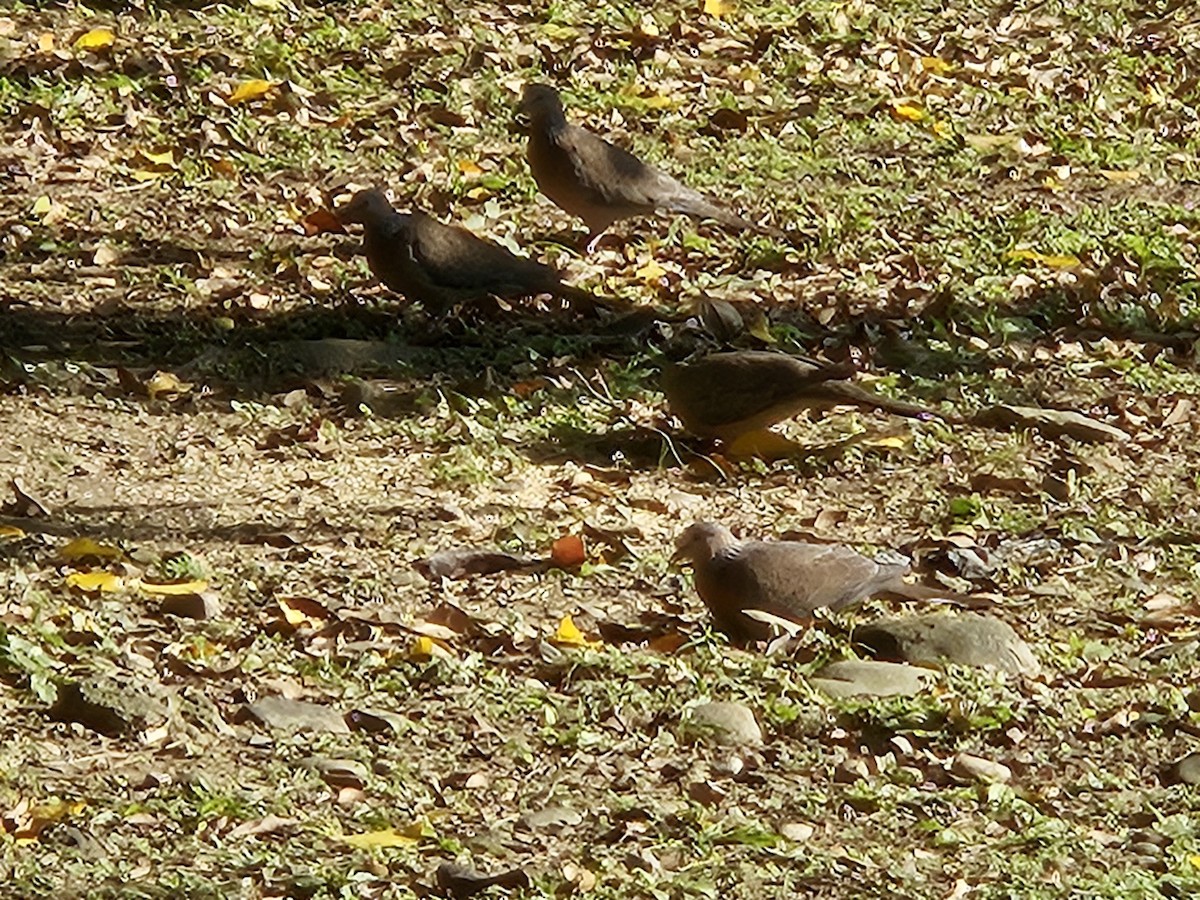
xmin=3 ymin=0 xmax=1200 ymax=897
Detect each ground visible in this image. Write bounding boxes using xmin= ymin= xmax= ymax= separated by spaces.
xmin=2 ymin=0 xmax=1200 ymax=898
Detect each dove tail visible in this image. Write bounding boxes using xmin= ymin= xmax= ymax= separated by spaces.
xmin=818 ymin=382 xmax=963 ymax=424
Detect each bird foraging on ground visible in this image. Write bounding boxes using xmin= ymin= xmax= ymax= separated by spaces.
xmin=672 ymin=521 xmax=964 ymax=642
xmin=661 ymin=350 xmax=954 ymax=442
xmin=518 ymin=84 xmax=784 ymax=253
xmin=336 ymin=189 xmax=615 ymax=315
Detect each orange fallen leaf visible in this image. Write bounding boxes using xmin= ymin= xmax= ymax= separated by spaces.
xmin=550 ymin=534 xmax=586 ymax=568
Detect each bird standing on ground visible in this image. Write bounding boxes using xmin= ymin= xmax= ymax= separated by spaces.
xmin=519 ymin=84 xmax=783 ymax=253
xmin=673 ymin=521 xmax=958 ymax=642
xmin=661 ymin=350 xmax=954 ymax=441
xmin=336 ymin=189 xmax=612 ymax=314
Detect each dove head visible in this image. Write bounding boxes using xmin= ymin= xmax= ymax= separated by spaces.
xmin=519 ymin=83 xmax=567 ymax=128
xmin=337 ymin=189 xmax=396 ymax=226
xmin=672 ymin=522 xmax=740 ymax=565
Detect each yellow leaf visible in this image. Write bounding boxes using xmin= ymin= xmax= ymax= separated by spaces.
xmin=410 ymin=635 xmax=436 ymax=660
xmin=642 ymin=93 xmax=674 ymax=110
xmin=1099 ymin=169 xmax=1140 ymax=184
xmin=920 ymin=56 xmax=953 ymax=75
xmin=141 ymin=148 xmax=176 ymax=167
xmin=1005 ymin=248 xmax=1080 ymax=269
xmin=146 ymin=370 xmax=193 ymax=400
xmin=1144 ymin=83 xmax=1166 ymax=106
xmin=552 ymin=615 xmax=602 ymax=649
xmin=139 ymin=579 xmax=209 ymax=595
xmin=31 ymin=196 xmax=52 ymax=216
xmin=890 ymin=102 xmax=925 ymax=123
xmin=861 ymin=432 xmax=911 ymax=450
xmin=75 ymin=28 xmax=114 ymax=51
xmin=541 ymin=23 xmax=578 ymax=40
xmin=457 ymin=159 xmax=484 ymax=177
xmin=0 ymin=525 xmax=25 ymax=539
xmin=1190 ymin=854 xmax=1200 ymax=869
xmin=930 ymin=119 xmax=952 ymax=139
xmin=343 ymin=823 xmax=426 ymax=848
xmin=704 ymin=0 xmax=733 ymax=18
xmin=37 ymin=33 xmax=54 ymax=53
xmin=66 ymin=571 xmax=125 ymax=593
xmin=635 ymin=259 xmax=667 ymax=285
xmin=228 ymin=79 xmax=276 ymax=104
xmin=12 ymin=799 xmax=86 ymax=843
xmin=131 ymin=169 xmax=165 ymax=182
xmin=61 ymin=537 xmax=123 ymax=561
xmin=743 ymin=306 xmax=775 ymax=343
xmin=725 ymin=429 xmax=803 ymax=461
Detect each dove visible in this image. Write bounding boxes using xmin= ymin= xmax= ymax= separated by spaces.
xmin=336 ymin=189 xmax=613 ymax=314
xmin=661 ymin=350 xmax=953 ymax=441
xmin=519 ymin=83 xmax=783 ymax=253
xmin=672 ymin=522 xmax=960 ymax=642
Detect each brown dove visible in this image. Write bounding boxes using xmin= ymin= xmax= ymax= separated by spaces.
xmin=337 ymin=189 xmax=612 ymax=314
xmin=519 ymin=84 xmax=783 ymax=253
xmin=673 ymin=522 xmax=957 ymax=642
xmin=661 ymin=350 xmax=953 ymax=441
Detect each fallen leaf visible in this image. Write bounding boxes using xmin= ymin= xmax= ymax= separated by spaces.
xmin=1004 ymin=248 xmax=1080 ymax=269
xmin=550 ymin=534 xmax=586 ymax=568
xmin=36 ymin=33 xmax=54 ymax=53
xmin=228 ymin=814 xmax=297 ymax=838
xmin=4 ymin=798 xmax=87 ymax=842
xmin=229 ymin=79 xmax=276 ymax=105
xmin=647 ymin=632 xmax=687 ymax=654
xmin=278 ymin=597 xmax=333 ymax=628
xmin=60 ymin=537 xmax=123 ymax=561
xmin=0 ymin=525 xmax=26 ymax=539
xmin=138 ymin=579 xmax=209 ymax=595
xmin=145 ymin=371 xmax=193 ymax=400
xmin=343 ymin=823 xmax=426 ymax=848
xmin=551 ymin=615 xmax=603 ymax=650
xmin=704 ymin=0 xmax=733 ymax=17
xmin=920 ymin=56 xmax=953 ymax=75
xmin=890 ymin=102 xmax=925 ymax=122
xmin=65 ymin=571 xmax=125 ymax=593
xmin=860 ymin=432 xmax=912 ymax=450
xmin=457 ymin=159 xmax=484 ymax=177
xmin=725 ymin=429 xmax=803 ymax=460
xmin=74 ymin=28 xmax=114 ymax=51
xmin=635 ymin=259 xmax=667 ymax=285
xmin=300 ymin=208 xmax=345 ymax=237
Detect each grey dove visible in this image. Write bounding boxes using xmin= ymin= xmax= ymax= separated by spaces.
xmin=520 ymin=84 xmax=783 ymax=253
xmin=337 ymin=189 xmax=612 ymax=314
xmin=661 ymin=350 xmax=954 ymax=441
xmin=673 ymin=522 xmax=960 ymax=642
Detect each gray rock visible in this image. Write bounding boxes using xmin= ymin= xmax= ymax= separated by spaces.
xmin=854 ymin=613 xmax=1041 ymax=677
xmin=245 ymin=696 xmax=349 ymax=734
xmin=685 ymin=701 xmax=763 ymax=747
xmin=810 ymin=660 xmax=936 ymax=698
